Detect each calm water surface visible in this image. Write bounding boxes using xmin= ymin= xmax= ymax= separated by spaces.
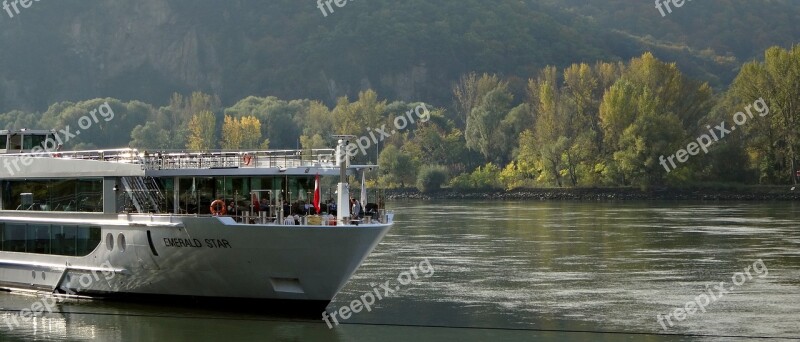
xmin=1 ymin=200 xmax=799 ymax=341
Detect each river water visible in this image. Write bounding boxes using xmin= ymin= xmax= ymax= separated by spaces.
xmin=1 ymin=200 xmax=798 ymax=341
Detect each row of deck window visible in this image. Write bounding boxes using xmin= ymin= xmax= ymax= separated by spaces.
xmin=1 ymin=176 xmax=321 ymax=215
xmin=1 ymin=179 xmax=103 ymax=212
xmin=0 ymin=222 xmax=102 ymax=256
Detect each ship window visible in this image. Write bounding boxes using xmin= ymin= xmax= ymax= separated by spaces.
xmin=27 ymin=224 xmax=50 ymax=254
xmin=76 ymin=226 xmax=101 ymax=256
xmin=177 ymin=177 xmax=196 ymax=214
xmin=51 ymin=225 xmax=77 ymax=256
xmin=22 ymin=135 xmax=32 ymax=150
xmin=2 ymin=179 xmax=103 ymax=212
xmin=195 ymin=177 xmax=215 ymax=215
xmin=0 ymin=135 xmax=7 ymax=150
xmin=8 ymin=134 xmax=21 ymax=151
xmin=77 ymin=180 xmax=103 ymax=212
xmin=22 ymin=135 xmax=47 ymax=150
xmin=2 ymin=223 xmax=26 ymax=252
xmin=31 ymin=135 xmax=46 ymax=150
xmin=0 ymin=223 xmax=100 ymax=256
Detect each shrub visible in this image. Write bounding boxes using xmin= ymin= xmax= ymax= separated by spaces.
xmin=449 ymin=173 xmax=473 ymax=189
xmin=469 ymin=163 xmax=502 ymax=188
xmin=416 ymin=165 xmax=448 ymax=193
xmin=447 ymin=163 xmax=503 ymax=189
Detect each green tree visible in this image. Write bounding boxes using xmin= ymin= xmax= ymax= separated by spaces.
xmin=377 ymin=145 xmax=417 ymax=188
xmin=225 ymin=96 xmax=303 ymax=149
xmin=39 ymin=98 xmax=152 ymax=149
xmin=300 ymin=133 xmax=328 ymax=150
xmin=611 ymin=89 xmax=685 ymax=188
xmin=130 ymin=122 xmax=170 ymax=149
xmin=465 ymin=84 xmax=514 ymax=163
xmin=623 ymin=53 xmax=713 ymax=132
xmin=453 ymin=73 xmax=506 ymax=128
xmin=528 ymin=67 xmax=570 ymax=186
xmin=730 ymin=45 xmax=800 ymax=184
xmin=0 ymin=110 xmax=40 ymax=130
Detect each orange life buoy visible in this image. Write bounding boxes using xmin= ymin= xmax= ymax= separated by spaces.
xmin=243 ymin=154 xmax=253 ymax=166
xmin=210 ymin=199 xmax=227 ymax=216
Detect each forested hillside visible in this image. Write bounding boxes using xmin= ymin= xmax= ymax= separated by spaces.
xmin=1 ymin=0 xmax=798 ymax=111
xmin=1 ymin=1 xmax=799 ymax=189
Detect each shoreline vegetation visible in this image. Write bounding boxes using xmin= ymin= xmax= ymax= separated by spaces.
xmin=386 ymin=186 xmax=800 ymax=201
xmin=3 ymin=47 xmax=800 ymax=194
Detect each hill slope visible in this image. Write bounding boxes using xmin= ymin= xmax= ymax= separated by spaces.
xmin=0 ymin=0 xmax=797 ymax=112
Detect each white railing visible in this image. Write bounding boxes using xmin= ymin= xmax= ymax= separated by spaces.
xmin=21 ymin=148 xmax=338 ymax=170
xmin=224 ymin=209 xmax=394 ymax=226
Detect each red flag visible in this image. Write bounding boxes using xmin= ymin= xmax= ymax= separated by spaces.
xmin=313 ymin=174 xmax=321 ymax=214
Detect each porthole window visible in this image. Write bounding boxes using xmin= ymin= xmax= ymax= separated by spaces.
xmin=117 ymin=234 xmax=126 ymax=252
xmin=106 ymin=233 xmax=114 ymax=251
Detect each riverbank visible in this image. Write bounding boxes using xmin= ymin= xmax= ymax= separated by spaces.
xmin=385 ymin=186 xmax=800 ymax=201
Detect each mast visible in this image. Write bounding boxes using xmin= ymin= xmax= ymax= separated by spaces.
xmin=333 ymin=136 xmax=354 ymax=225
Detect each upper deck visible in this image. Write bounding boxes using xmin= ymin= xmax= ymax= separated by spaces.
xmin=0 ymin=136 xmax=384 ymax=225
xmin=0 ymin=147 xmax=347 ymax=179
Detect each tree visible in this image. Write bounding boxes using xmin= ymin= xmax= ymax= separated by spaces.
xmin=167 ymin=92 xmax=221 ymax=125
xmin=611 ymin=89 xmax=685 ymax=188
xmin=39 ymin=98 xmax=153 ymax=149
xmin=623 ymin=53 xmax=713 ymax=132
xmin=377 ymin=145 xmax=417 ymax=188
xmin=302 ymin=101 xmax=335 ymax=143
xmin=599 ymin=53 xmax=713 ymax=186
xmin=221 ymin=116 xmax=243 ymax=150
xmin=130 ymin=122 xmax=170 ymax=149
xmin=300 ymin=133 xmax=328 ymax=150
xmin=187 ymin=110 xmax=217 ymax=150
xmin=600 ymin=81 xmax=640 ymax=152
xmin=240 ymin=116 xmax=263 ymax=149
xmin=528 ymin=67 xmax=570 ymax=186
xmin=455 ymin=73 xmax=505 ymax=129
xmin=516 ymin=130 xmax=544 ymax=185
xmin=0 ymin=110 xmax=40 ymax=130
xmin=225 ymin=96 xmax=303 ymax=149
xmin=465 ymin=84 xmax=514 ymax=163
xmin=729 ymin=45 xmax=800 ymax=184
xmin=332 ymin=90 xmax=387 ymax=145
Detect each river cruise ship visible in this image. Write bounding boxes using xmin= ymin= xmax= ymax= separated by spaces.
xmin=0 ymin=129 xmax=392 ymax=312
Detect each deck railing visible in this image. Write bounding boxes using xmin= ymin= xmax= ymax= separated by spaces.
xmin=33 ymin=148 xmax=338 ymax=170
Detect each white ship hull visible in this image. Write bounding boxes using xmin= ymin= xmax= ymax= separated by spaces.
xmin=0 ymin=214 xmax=392 ymax=311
